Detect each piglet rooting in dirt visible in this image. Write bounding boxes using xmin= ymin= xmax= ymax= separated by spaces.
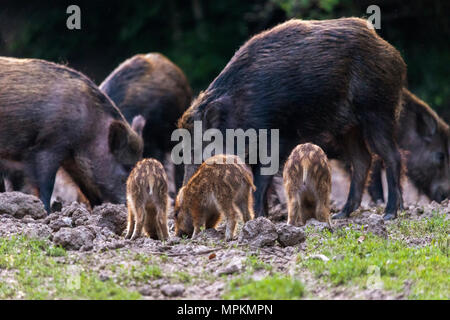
xmin=125 ymin=158 xmax=169 ymax=241
xmin=174 ymin=154 xmax=255 ymax=241
xmin=283 ymin=143 xmax=332 ymax=227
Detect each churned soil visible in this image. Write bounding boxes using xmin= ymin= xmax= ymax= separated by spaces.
xmin=0 ymin=164 xmax=448 ymax=300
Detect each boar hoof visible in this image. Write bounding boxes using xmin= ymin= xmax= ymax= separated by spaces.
xmin=331 ymin=211 xmax=349 ymax=220
xmin=383 ymin=212 xmax=397 ymax=221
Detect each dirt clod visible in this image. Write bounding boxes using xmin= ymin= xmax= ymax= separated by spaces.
xmin=0 ymin=192 xmax=47 ymax=219
xmin=276 ymin=223 xmax=306 ymax=247
xmin=238 ymin=217 xmax=278 ymax=247
xmin=53 ymin=226 xmax=95 ymax=251
xmin=216 ymin=257 xmax=245 ymax=275
xmin=94 ymin=204 xmax=127 ymax=235
xmin=161 ymin=284 xmax=185 ymax=297
xmin=49 ymin=216 xmax=73 ymax=231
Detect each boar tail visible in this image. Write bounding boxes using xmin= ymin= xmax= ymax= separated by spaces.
xmin=302 ymin=167 xmax=308 ymax=184
xmin=148 ymin=175 xmax=154 ymax=195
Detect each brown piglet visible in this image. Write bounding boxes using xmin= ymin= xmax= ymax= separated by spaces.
xmin=125 ymin=159 xmax=169 ymax=240
xmin=174 ymin=154 xmax=255 ymax=241
xmin=283 ymin=143 xmax=332 ymax=227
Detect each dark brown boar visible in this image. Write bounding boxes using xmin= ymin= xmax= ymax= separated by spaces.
xmin=0 ymin=57 xmax=143 ymax=212
xmin=174 ymin=154 xmax=255 ymax=241
xmin=125 ymin=158 xmax=169 ymax=240
xmin=178 ymin=18 xmax=406 ymax=221
xmin=283 ymin=143 xmax=331 ymax=226
xmin=368 ymin=88 xmax=450 ymax=203
xmin=100 ymin=53 xmax=192 ymax=192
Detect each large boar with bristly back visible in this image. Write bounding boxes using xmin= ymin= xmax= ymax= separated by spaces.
xmin=100 ymin=53 xmax=192 ymax=191
xmin=0 ymin=57 xmax=143 ymax=212
xmin=368 ymin=88 xmax=450 ymax=203
xmin=178 ymin=18 xmax=406 ymax=220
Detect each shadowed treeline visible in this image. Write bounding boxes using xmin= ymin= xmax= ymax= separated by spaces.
xmin=0 ymin=0 xmax=448 ymax=121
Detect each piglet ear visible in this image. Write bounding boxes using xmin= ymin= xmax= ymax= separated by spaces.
xmin=131 ymin=115 xmax=146 ymax=138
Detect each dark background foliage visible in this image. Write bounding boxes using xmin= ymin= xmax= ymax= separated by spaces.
xmin=0 ymin=0 xmax=449 ymax=121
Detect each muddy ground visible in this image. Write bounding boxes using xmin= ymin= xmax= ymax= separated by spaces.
xmin=0 ymin=162 xmax=448 ymax=300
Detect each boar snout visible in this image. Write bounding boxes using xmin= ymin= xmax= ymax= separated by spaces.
xmin=430 ymin=184 xmax=449 ymax=203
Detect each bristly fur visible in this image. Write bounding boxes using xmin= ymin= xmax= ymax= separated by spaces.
xmin=0 ymin=56 xmax=143 ymax=212
xmin=100 ymin=53 xmax=192 ymax=191
xmin=177 ymin=17 xmax=407 ymax=219
xmin=174 ymin=154 xmax=255 ymax=241
xmin=368 ymin=88 xmax=450 ymax=203
xmin=283 ymin=143 xmax=331 ymax=226
xmin=125 ymin=158 xmax=169 ymax=240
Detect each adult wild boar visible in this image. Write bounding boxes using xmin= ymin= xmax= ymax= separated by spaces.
xmin=178 ymin=18 xmax=406 ymax=220
xmin=0 ymin=57 xmax=143 ymax=212
xmin=368 ymin=88 xmax=450 ymax=203
xmin=100 ymin=53 xmax=192 ymax=190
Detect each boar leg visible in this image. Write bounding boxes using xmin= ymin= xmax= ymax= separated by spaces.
xmin=0 ymin=162 xmax=6 ymax=192
xmin=155 ymin=207 xmax=169 ymax=241
xmin=383 ymin=157 xmax=403 ymax=220
xmin=238 ymin=187 xmax=255 ymax=222
xmin=27 ymin=151 xmax=64 ymax=212
xmin=174 ymin=163 xmax=184 ymax=193
xmin=367 ymin=158 xmax=385 ymax=204
xmin=365 ymin=127 xmax=403 ymax=220
xmin=333 ymin=130 xmax=372 ymax=219
xmin=159 ymin=200 xmax=169 ymax=240
xmin=225 ymin=204 xmax=239 ymax=241
xmin=130 ymin=206 xmax=145 ymax=240
xmin=125 ymin=201 xmax=136 ymax=239
xmin=192 ymin=209 xmax=204 ymax=239
xmin=286 ymin=192 xmax=301 ymax=226
xmin=8 ymin=170 xmax=26 ymax=192
xmin=192 ymin=224 xmax=202 ymax=238
xmin=252 ymin=166 xmax=273 ymax=217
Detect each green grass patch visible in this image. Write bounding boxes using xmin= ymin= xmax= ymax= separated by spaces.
xmin=172 ymin=270 xmax=193 ymax=283
xmin=116 ymin=264 xmax=162 ymax=284
xmin=0 ymin=236 xmax=140 ymax=299
xmin=300 ymin=212 xmax=449 ymax=299
xmin=390 ymin=210 xmax=449 ymax=247
xmin=223 ymin=275 xmax=305 ymax=300
xmin=245 ymin=255 xmax=273 ymax=272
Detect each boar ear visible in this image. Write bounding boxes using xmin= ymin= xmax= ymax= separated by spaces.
xmin=109 ymin=121 xmax=143 ymax=164
xmin=109 ymin=120 xmax=128 ymax=155
xmin=417 ymin=112 xmax=437 ymax=140
xmin=131 ymin=115 xmax=146 ymax=138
